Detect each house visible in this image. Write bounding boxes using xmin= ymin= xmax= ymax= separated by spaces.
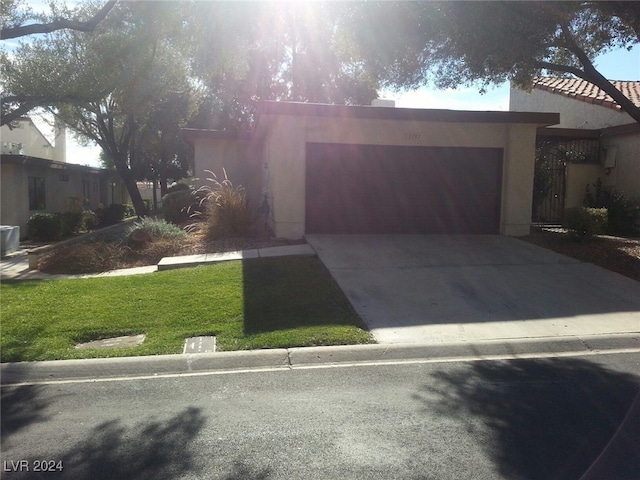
xmin=0 ymin=117 xmax=127 ymax=238
xmin=510 ymin=77 xmax=640 ymax=221
xmin=185 ymin=101 xmax=558 ymax=239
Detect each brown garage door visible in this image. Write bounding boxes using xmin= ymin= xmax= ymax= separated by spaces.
xmin=306 ymin=143 xmax=503 ymax=234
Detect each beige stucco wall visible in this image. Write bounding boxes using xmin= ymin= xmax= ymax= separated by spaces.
xmin=1 ymin=160 xmax=115 ymax=237
xmin=510 ymin=88 xmax=633 ymax=129
xmin=566 ymin=164 xmax=603 ymax=209
xmin=600 ymin=133 xmax=640 ymax=199
xmin=260 ymin=114 xmax=541 ymax=238
xmin=0 ymin=163 xmax=29 ymax=229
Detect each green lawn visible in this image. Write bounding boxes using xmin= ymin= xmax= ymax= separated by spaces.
xmin=1 ymin=257 xmax=373 ymax=362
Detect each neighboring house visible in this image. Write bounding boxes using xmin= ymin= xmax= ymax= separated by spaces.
xmin=0 ymin=117 xmax=127 ymax=238
xmin=185 ymin=101 xmax=558 ymax=239
xmin=510 ymin=77 xmax=640 ymax=222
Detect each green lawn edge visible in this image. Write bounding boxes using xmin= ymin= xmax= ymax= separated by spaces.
xmin=1 ymin=257 xmax=374 ymax=362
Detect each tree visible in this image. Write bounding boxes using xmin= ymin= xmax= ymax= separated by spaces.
xmin=0 ymin=0 xmax=117 ymax=125
xmin=188 ymin=1 xmax=379 ymax=132
xmin=4 ymin=1 xmax=200 ymax=216
xmin=1 ymin=0 xmax=116 ymax=40
xmin=347 ymin=1 xmax=640 ymax=123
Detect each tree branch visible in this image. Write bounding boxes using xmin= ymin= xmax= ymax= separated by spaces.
xmin=1 ymin=0 xmax=117 ymax=40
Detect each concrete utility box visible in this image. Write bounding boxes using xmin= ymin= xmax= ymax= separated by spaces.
xmin=0 ymin=226 xmax=20 ymax=257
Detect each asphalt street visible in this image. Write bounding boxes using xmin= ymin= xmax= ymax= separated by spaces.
xmin=2 ymin=351 xmax=639 ymax=480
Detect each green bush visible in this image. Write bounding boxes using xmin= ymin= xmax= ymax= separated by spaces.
xmin=563 ymin=207 xmax=608 ymax=241
xmin=127 ymin=217 xmax=187 ymax=241
xmin=95 ymin=204 xmax=129 ymax=227
xmin=162 ymin=189 xmax=195 ymax=224
xmin=27 ymin=213 xmax=62 ymax=241
xmin=59 ymin=211 xmax=84 ymax=237
xmin=82 ymin=210 xmax=98 ymax=230
xmin=584 ymin=179 xmax=638 ymax=235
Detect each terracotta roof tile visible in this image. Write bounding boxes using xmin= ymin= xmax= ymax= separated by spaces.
xmin=533 ymin=77 xmax=640 ymax=111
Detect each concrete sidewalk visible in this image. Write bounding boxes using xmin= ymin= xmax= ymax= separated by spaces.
xmin=0 ymin=243 xmax=316 ymax=281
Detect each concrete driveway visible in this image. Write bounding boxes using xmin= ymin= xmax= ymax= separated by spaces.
xmin=306 ymin=235 xmax=640 ymax=344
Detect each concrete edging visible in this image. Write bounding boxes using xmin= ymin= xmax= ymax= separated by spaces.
xmin=2 ymin=334 xmax=638 ymax=385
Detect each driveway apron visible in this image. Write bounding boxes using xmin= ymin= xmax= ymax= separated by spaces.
xmin=306 ymin=234 xmax=640 ymax=344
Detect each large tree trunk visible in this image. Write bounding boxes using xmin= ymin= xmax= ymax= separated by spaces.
xmin=116 ymin=167 xmax=147 ymax=217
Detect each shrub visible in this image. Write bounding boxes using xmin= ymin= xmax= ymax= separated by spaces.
xmin=59 ymin=211 xmax=84 ymax=237
xmin=82 ymin=210 xmax=98 ymax=230
xmin=39 ymin=242 xmax=126 ymax=274
xmin=195 ymin=170 xmax=253 ymax=239
xmin=563 ymin=207 xmax=608 ymax=242
xmin=584 ymin=179 xmax=639 ymax=236
xmin=166 ymin=183 xmax=190 ymax=195
xmin=95 ymin=203 xmax=129 ymax=227
xmin=127 ymin=217 xmax=187 ymax=241
xmin=28 ymin=213 xmax=62 ymax=241
xmin=162 ymin=189 xmax=195 ymax=224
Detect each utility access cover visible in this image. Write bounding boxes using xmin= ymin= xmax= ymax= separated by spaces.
xmin=183 ymin=336 xmax=217 ymax=354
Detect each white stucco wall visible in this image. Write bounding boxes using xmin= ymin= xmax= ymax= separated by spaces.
xmin=510 ymin=88 xmax=633 ymax=129
xmin=0 ymin=118 xmax=66 ymax=161
xmin=260 ymin=113 xmax=544 ymax=238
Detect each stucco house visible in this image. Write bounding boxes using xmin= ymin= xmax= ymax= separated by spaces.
xmin=0 ymin=117 xmax=127 ymax=238
xmin=186 ymin=101 xmax=558 ymax=239
xmin=510 ymin=77 xmax=640 ymax=222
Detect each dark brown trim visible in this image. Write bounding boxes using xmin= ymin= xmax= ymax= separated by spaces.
xmin=600 ymin=122 xmax=640 ymax=138
xmin=182 ymin=129 xmax=248 ymax=144
xmin=536 ymin=127 xmax=600 ymax=139
xmin=258 ymin=101 xmax=559 ymax=126
xmin=0 ymin=154 xmax=112 ymax=175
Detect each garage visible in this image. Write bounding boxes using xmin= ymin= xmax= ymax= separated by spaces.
xmin=190 ymin=101 xmax=559 ymax=239
xmin=306 ymin=143 xmax=503 ymax=234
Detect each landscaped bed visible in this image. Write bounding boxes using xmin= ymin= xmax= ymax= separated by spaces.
xmin=1 ymin=256 xmax=373 ymax=363
xmin=519 ymin=227 xmax=640 ymax=282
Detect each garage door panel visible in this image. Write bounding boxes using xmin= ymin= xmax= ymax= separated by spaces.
xmin=306 ymin=143 xmax=502 ymax=234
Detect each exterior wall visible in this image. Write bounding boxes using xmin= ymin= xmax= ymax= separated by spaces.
xmin=566 ymin=164 xmax=603 ymax=209
xmin=510 ymin=88 xmax=633 ymax=129
xmin=192 ymin=136 xmax=263 ymax=209
xmin=1 ymin=157 xmax=120 ymax=237
xmin=0 ymin=163 xmax=29 ymax=229
xmin=502 ymin=125 xmax=537 ymax=235
xmin=600 ymin=133 xmax=640 ymax=199
xmin=0 ymin=118 xmax=65 ymax=160
xmin=260 ymin=114 xmax=541 ymax=239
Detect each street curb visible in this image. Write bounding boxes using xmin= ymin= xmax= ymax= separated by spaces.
xmin=2 ymin=333 xmax=639 ymax=385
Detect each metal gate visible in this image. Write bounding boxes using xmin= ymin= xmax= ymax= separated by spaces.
xmin=532 ymin=137 xmax=600 ymax=224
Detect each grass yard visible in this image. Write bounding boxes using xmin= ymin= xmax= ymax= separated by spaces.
xmin=1 ymin=256 xmax=373 ymax=362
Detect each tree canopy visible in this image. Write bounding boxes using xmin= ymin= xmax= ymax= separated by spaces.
xmin=347 ymin=1 xmax=640 ymax=122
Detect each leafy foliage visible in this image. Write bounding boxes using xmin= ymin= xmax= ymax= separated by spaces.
xmin=585 ymin=179 xmax=639 ymax=235
xmin=345 ymin=1 xmax=640 ymax=123
xmin=127 ymin=217 xmax=187 ymax=241
xmin=563 ymin=207 xmax=608 ymax=241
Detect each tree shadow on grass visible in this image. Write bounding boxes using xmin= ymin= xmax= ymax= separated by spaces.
xmin=242 ymin=257 xmax=364 ymax=335
xmin=416 ymin=357 xmax=640 ymax=480
xmin=3 ymin=407 xmax=206 ymax=480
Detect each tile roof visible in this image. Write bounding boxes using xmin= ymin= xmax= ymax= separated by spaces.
xmin=533 ymin=77 xmax=640 ymax=111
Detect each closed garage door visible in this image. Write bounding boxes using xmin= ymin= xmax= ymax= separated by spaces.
xmin=306 ymin=143 xmax=503 ymax=234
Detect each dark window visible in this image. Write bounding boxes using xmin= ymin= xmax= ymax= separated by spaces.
xmin=59 ymin=174 xmax=69 ymax=182
xmin=28 ymin=177 xmax=46 ymax=210
xmin=83 ymin=180 xmax=90 ymax=205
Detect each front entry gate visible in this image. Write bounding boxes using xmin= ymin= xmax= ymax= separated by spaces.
xmin=533 ymin=136 xmax=600 ymax=224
